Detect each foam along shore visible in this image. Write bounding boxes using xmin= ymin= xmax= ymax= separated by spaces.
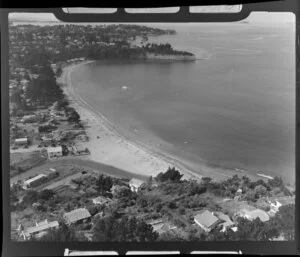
xmin=59 ymin=60 xmax=202 ymax=181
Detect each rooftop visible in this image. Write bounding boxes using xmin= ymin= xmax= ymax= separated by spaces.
xmin=15 ymin=137 xmax=28 ymax=142
xmin=64 ymin=208 xmax=91 ymax=224
xmin=24 ymin=174 xmax=47 ymax=184
xmin=129 ymin=178 xmax=146 ymax=187
xmin=47 ymin=146 xmax=63 ymax=153
xmin=241 ymin=209 xmax=270 ymax=222
xmin=92 ymin=196 xmax=111 ymax=205
xmin=24 ymin=220 xmax=59 ymax=237
xmin=194 ymin=210 xmax=219 ymax=229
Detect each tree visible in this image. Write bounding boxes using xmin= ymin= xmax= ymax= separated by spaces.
xmin=272 ymin=204 xmax=295 ymax=240
xmin=22 ymin=190 xmax=39 ymax=205
xmin=92 ymin=216 xmax=158 ymax=241
xmin=243 ymin=190 xmax=257 ymax=202
xmin=95 ymin=174 xmax=113 ymax=194
xmin=254 ymin=185 xmax=268 ymax=198
xmin=113 ymin=185 xmax=133 ymax=199
xmin=39 ymin=189 xmax=55 ymax=201
xmin=201 ymin=177 xmax=212 ymax=185
xmin=67 ymin=110 xmax=81 ymax=123
xmin=267 ymin=176 xmax=284 ymax=188
xmin=156 ymin=167 xmax=183 ymax=182
xmin=168 ymin=202 xmax=177 ymax=209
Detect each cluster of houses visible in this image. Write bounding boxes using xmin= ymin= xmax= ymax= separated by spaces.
xmin=18 ymin=207 xmax=92 ymax=240
xmin=16 ymin=173 xmax=289 ymax=241
xmin=193 ymin=207 xmax=272 ymax=234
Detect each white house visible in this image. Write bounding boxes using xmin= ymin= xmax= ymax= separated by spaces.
xmin=129 ymin=178 xmax=146 ymax=192
xmin=15 ymin=137 xmax=28 ymax=146
xmin=47 ymin=146 xmax=63 ymax=159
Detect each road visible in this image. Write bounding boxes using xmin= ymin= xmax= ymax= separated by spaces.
xmin=10 ymin=156 xmax=149 ymax=185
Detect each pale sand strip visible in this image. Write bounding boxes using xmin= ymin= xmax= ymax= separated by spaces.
xmin=59 ymin=61 xmax=202 ymax=181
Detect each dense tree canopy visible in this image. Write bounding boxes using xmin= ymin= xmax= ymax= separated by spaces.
xmin=92 ymin=215 xmax=158 ymax=241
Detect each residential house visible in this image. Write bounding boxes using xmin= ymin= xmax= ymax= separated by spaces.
xmin=194 ymin=210 xmax=220 ymax=232
xmin=64 ymin=208 xmax=91 ymax=225
xmin=20 ymin=220 xmax=59 ymax=240
xmin=237 ymin=208 xmax=270 ymax=222
xmin=129 ymin=178 xmax=146 ymax=192
xmin=15 ymin=137 xmax=28 ymax=146
xmin=23 ymin=174 xmax=47 ymax=189
xmin=47 ymin=146 xmax=63 ymax=159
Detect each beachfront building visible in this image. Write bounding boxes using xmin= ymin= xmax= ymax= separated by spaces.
xmin=20 ymin=220 xmax=59 ymax=240
xmin=15 ymin=137 xmax=28 ymax=146
xmin=129 ymin=178 xmax=146 ymax=192
xmin=236 ymin=208 xmax=270 ymax=222
xmin=63 ymin=208 xmax=91 ymax=225
xmin=194 ymin=210 xmax=220 ymax=232
xmin=47 ymin=146 xmax=63 ymax=159
xmin=23 ymin=174 xmax=47 ymax=189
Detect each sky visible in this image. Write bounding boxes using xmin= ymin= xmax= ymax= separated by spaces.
xmin=9 ymin=9 xmax=295 ymax=24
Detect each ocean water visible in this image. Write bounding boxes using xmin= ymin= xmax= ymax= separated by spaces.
xmin=71 ymin=23 xmax=295 ymax=183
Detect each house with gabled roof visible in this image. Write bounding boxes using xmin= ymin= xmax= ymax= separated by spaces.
xmin=63 ymin=208 xmax=91 ymax=225
xmin=194 ymin=210 xmax=220 ymax=232
xmin=20 ymin=220 xmax=59 ymax=240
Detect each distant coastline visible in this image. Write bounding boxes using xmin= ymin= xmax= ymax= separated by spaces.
xmin=143 ymin=53 xmax=196 ymax=61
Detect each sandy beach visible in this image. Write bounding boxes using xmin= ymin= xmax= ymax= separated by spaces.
xmin=59 ymin=61 xmax=204 ymax=181
xmin=58 ymin=60 xmax=272 ymax=183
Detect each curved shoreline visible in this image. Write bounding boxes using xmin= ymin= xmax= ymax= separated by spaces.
xmin=60 ymin=60 xmax=204 ymax=181
xmin=59 ymin=60 xmax=273 ymax=182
